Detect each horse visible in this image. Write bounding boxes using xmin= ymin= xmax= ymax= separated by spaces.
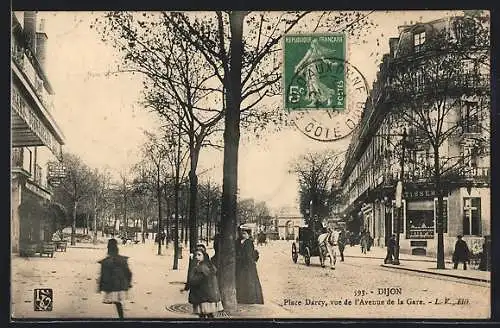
xmin=318 ymin=230 xmax=340 ymax=269
xmin=256 ymin=232 xmax=267 ymax=247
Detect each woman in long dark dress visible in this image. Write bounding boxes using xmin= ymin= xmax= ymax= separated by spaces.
xmin=235 ymin=228 xmax=264 ymax=304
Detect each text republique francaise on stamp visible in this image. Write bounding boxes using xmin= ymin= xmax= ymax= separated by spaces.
xmin=283 ymin=33 xmax=370 ymax=142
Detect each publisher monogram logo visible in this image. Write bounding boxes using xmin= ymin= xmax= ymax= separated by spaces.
xmin=34 ymin=288 xmax=53 ymax=311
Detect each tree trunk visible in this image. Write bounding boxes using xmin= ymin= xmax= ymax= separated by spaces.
xmin=188 ymin=145 xmax=200 ymax=253
xmin=173 ymin=177 xmax=180 ymax=269
xmin=180 ymin=212 xmax=184 ymax=243
xmin=113 ymin=205 xmax=118 ymax=237
xmin=183 ymin=190 xmax=189 ymax=246
xmin=434 ymin=147 xmax=446 ymax=269
xmin=71 ymin=201 xmax=78 ymax=246
xmin=206 ymin=203 xmax=210 ymax=243
xmin=173 ymin=115 xmax=182 ymax=270
xmin=165 ymin=183 xmax=171 ymax=245
xmin=219 ymin=11 xmax=245 ymax=313
xmin=157 ymin=166 xmax=162 ymax=255
xmin=85 ymin=212 xmax=89 ymax=235
xmin=93 ymin=208 xmax=98 ymax=245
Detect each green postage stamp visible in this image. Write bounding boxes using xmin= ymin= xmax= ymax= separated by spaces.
xmin=283 ymin=34 xmax=346 ymax=111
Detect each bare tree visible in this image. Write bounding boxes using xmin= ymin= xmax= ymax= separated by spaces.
xmin=291 ymin=150 xmax=344 ymax=225
xmin=52 ymin=152 xmax=94 ymax=246
xmin=94 ymin=12 xmax=225 ymax=255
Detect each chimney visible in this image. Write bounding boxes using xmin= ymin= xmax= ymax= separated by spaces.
xmin=23 ymin=11 xmax=37 ymax=52
xmin=397 ymin=22 xmax=409 ymax=34
xmin=389 ymin=38 xmax=399 ymax=58
xmin=36 ymin=18 xmax=48 ymax=71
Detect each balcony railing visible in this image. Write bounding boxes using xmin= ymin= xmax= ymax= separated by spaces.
xmin=11 ymin=148 xmax=32 ymax=176
xmin=11 ymin=40 xmax=55 ymax=113
xmin=11 ymin=148 xmax=24 ymax=168
xmin=460 ymin=118 xmax=482 ymax=134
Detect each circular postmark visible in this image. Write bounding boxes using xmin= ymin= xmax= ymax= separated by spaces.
xmin=285 ymin=57 xmax=371 ymax=142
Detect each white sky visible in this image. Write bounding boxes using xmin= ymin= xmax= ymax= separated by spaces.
xmin=35 ymin=10 xmax=459 ymax=213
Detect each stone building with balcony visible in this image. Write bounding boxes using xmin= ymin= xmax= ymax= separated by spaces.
xmin=11 ymin=12 xmax=66 ymax=254
xmin=339 ymin=15 xmax=490 ymax=258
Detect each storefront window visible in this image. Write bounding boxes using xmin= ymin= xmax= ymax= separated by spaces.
xmin=406 ymin=200 xmax=434 ymax=239
xmin=463 ymin=197 xmax=481 ymax=236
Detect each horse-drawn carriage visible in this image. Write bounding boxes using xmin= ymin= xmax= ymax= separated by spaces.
xmin=292 ymin=226 xmax=319 ymax=265
xmin=292 ymin=222 xmax=340 ymax=269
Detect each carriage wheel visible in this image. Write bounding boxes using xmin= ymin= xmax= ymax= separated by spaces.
xmin=292 ymin=243 xmax=298 ymax=263
xmin=304 ymin=247 xmax=311 ymax=266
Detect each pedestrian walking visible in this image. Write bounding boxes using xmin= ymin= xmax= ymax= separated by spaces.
xmin=338 ymin=227 xmax=347 ymax=262
xmin=384 ymin=234 xmax=396 ymax=264
xmin=161 ymin=231 xmax=166 ymax=245
xmin=210 ymin=234 xmax=220 ymax=268
xmin=235 ymin=228 xmax=264 ymax=304
xmin=367 ymin=233 xmax=373 ymax=252
xmin=97 ymin=239 xmax=132 ymax=319
xmin=181 ymin=248 xmax=223 ymax=319
xmin=360 ymin=230 xmax=369 ymax=254
xmin=479 ymin=236 xmax=491 ymax=271
xmin=452 ymin=235 xmax=470 ymax=270
xmin=348 ymin=231 xmax=355 ymax=247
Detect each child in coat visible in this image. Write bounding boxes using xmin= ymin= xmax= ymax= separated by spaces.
xmin=184 ymin=249 xmax=223 ymax=318
xmin=98 ymin=239 xmax=132 ymax=319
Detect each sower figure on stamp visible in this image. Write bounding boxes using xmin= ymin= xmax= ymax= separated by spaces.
xmin=97 ymin=238 xmax=132 ymax=319
xmin=452 ymin=235 xmax=470 ymax=270
xmin=294 ymin=38 xmax=337 ymax=107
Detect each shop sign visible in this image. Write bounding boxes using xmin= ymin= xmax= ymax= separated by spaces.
xmin=12 ymin=85 xmax=61 ymax=157
xmin=407 ymin=229 xmax=434 ymax=239
xmin=404 ymin=189 xmax=437 ymax=199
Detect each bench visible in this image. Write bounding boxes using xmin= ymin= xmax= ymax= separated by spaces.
xmin=19 ymin=243 xmax=38 ymax=257
xmin=54 ymin=240 xmax=68 ymax=252
xmin=39 ymin=242 xmax=56 ymax=258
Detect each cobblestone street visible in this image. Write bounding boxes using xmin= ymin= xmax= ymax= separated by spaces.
xmin=11 ymin=239 xmax=490 ymax=320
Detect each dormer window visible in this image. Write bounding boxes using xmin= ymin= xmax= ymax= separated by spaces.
xmin=414 ymin=31 xmax=426 ymax=52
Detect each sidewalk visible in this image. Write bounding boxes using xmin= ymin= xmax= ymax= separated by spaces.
xmin=343 ymin=245 xmax=490 ymax=283
xmin=11 ymin=239 xmax=286 ymax=319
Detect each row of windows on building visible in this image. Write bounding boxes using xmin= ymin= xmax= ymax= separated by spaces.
xmin=343 ymin=100 xmax=484 ymax=203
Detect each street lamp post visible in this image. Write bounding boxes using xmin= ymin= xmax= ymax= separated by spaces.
xmin=393 ymin=128 xmax=407 ymax=265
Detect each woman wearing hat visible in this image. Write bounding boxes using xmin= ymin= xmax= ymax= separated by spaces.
xmin=235 ymin=228 xmax=264 ymax=304
xmin=97 ymin=238 xmax=133 ymax=319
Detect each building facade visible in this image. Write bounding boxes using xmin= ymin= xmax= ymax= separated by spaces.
xmin=11 ymin=12 xmax=65 ymax=253
xmin=339 ymin=16 xmax=490 ymax=258
xmin=274 ymin=206 xmax=305 ymax=240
